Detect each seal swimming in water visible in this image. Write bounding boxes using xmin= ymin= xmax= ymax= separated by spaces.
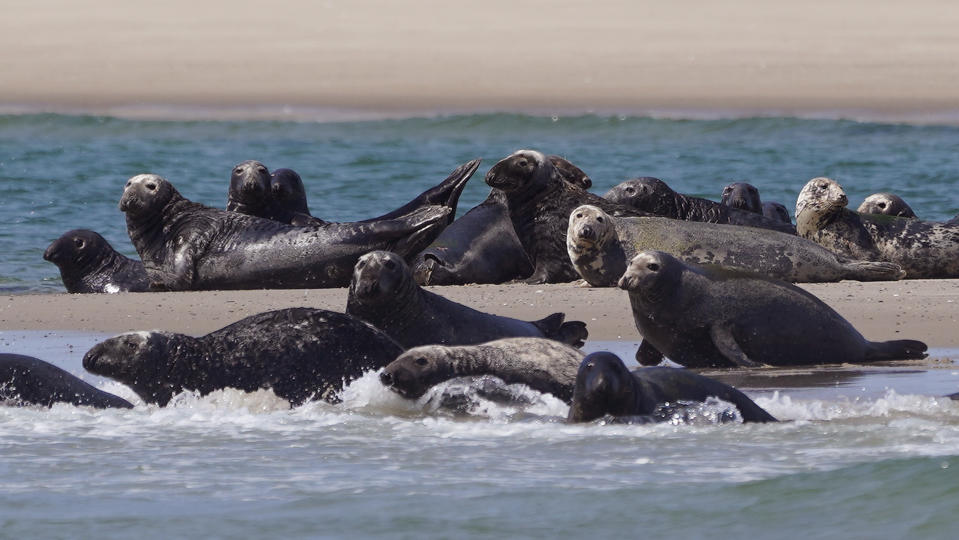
xmin=1 ymin=353 xmax=133 ymax=408
xmin=486 ymin=149 xmax=648 ymax=283
xmin=720 ymin=182 xmax=763 ymax=214
xmin=856 ymin=192 xmax=918 ymax=219
xmin=566 ymin=205 xmax=904 ymax=286
xmin=603 ymin=177 xmax=796 ymax=234
xmin=43 ymin=229 xmax=150 ymax=293
xmin=796 ymin=177 xmax=959 ymax=278
xmin=347 ymin=251 xmax=588 ymax=348
xmin=379 ymin=337 xmax=585 ymax=402
xmin=618 ymin=250 xmax=927 ymax=368
xmin=121 ymin=174 xmax=451 ymax=290
xmin=566 ymin=352 xmax=777 ymax=423
xmin=82 ymin=308 xmax=404 ymax=407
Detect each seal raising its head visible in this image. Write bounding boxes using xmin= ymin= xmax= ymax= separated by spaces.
xmin=43 ymin=229 xmax=149 ymax=293
xmin=1 ymin=353 xmax=133 ymax=409
xmin=857 ymin=192 xmax=917 ymax=219
xmin=720 ymin=182 xmax=762 ymax=214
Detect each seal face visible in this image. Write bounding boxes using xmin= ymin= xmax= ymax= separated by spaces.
xmin=346 ymin=251 xmax=588 ymax=348
xmin=857 ymin=192 xmax=917 ymax=219
xmin=1 ymin=353 xmax=132 ymax=408
xmin=617 ymin=250 xmax=927 ymax=368
xmin=720 ymin=182 xmax=762 ymax=214
xmin=43 ymin=229 xmax=150 ymax=293
xmin=82 ymin=308 xmax=404 ymax=406
xmin=226 ymin=160 xmax=273 ymax=215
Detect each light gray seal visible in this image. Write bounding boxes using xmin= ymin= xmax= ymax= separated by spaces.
xmin=566 ymin=204 xmax=905 ymax=286
xmin=1 ymin=353 xmax=133 ymax=409
xmin=796 ymin=177 xmax=959 ymax=278
xmin=856 ymin=192 xmax=918 ymax=219
xmin=618 ymin=250 xmax=927 ymax=368
xmin=43 ymin=229 xmax=150 ymax=293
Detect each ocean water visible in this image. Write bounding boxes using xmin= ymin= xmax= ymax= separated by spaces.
xmin=2 ymin=113 xmax=959 ymax=538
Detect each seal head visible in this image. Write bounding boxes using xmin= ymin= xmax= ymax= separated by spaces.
xmin=721 ymin=182 xmax=762 ymax=214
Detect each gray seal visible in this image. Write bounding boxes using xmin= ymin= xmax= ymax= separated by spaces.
xmin=346 ymin=251 xmax=588 ymax=348
xmin=82 ymin=308 xmax=404 ymax=406
xmin=567 ymin=352 xmax=776 ymax=423
xmin=603 ymin=177 xmax=795 ymax=234
xmin=1 ymin=353 xmax=132 ymax=408
xmin=566 ymin=204 xmax=905 ymax=286
xmin=378 ymin=337 xmax=585 ymax=402
xmin=796 ymin=177 xmax=959 ymax=278
xmin=121 ymin=174 xmax=451 ymax=290
xmin=618 ymin=250 xmax=927 ymax=368
xmin=856 ymin=192 xmax=918 ymax=219
xmin=720 ymin=182 xmax=762 ymax=213
xmin=762 ymin=201 xmax=792 ymax=224
xmin=43 ymin=229 xmax=150 ymax=293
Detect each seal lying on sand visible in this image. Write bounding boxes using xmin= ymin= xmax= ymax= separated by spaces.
xmin=720 ymin=182 xmax=763 ymax=214
xmin=379 ymin=337 xmax=585 ymax=402
xmin=1 ymin=353 xmax=132 ymax=408
xmin=83 ymin=308 xmax=404 ymax=406
xmin=857 ymin=192 xmax=917 ymax=219
xmin=43 ymin=229 xmax=150 ymax=293
xmin=618 ymin=250 xmax=927 ymax=368
xmin=603 ymin=177 xmax=795 ymax=234
xmin=796 ymin=177 xmax=959 ymax=278
xmin=121 ymin=174 xmax=451 ymax=290
xmin=566 ymin=352 xmax=776 ymax=423
xmin=347 ymin=251 xmax=587 ymax=348
xmin=567 ymin=205 xmax=904 ymax=286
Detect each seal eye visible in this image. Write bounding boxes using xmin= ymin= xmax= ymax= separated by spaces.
xmin=257 ymin=166 xmax=267 ymax=174
xmin=146 ymin=182 xmax=157 ymax=191
xmin=625 ymin=186 xmax=635 ymax=194
xmin=414 ymin=357 xmax=428 ymax=366
xmin=73 ymin=238 xmax=85 ymax=248
xmin=575 ymin=213 xmax=582 ymax=219
xmin=647 ymin=263 xmax=660 ymax=272
xmin=384 ymin=260 xmax=396 ymax=270
xmin=356 ymin=260 xmax=366 ymax=269
xmin=878 ymin=202 xmax=887 ymax=209
xmin=596 ymin=216 xmax=604 ymax=223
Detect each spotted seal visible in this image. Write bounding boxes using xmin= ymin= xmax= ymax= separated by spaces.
xmin=603 ymin=177 xmax=795 ymax=234
xmin=567 ymin=352 xmax=777 ymax=423
xmin=796 ymin=177 xmax=959 ymax=278
xmin=43 ymin=229 xmax=150 ymax=293
xmin=567 ymin=204 xmax=904 ymax=286
xmin=379 ymin=337 xmax=585 ymax=402
xmin=121 ymin=174 xmax=451 ymax=290
xmin=618 ymin=250 xmax=927 ymax=368
xmin=856 ymin=192 xmax=918 ymax=219
xmin=82 ymin=308 xmax=404 ymax=406
xmin=347 ymin=251 xmax=588 ymax=348
xmin=720 ymin=182 xmax=762 ymax=214
xmin=1 ymin=353 xmax=132 ymax=408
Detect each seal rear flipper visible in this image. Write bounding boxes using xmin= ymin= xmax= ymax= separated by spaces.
xmin=533 ymin=313 xmax=589 ymax=348
xmin=389 ymin=207 xmax=454 ymax=260
xmin=635 ymin=340 xmax=665 ymax=366
xmin=367 ymin=159 xmax=481 ymax=223
xmin=863 ymin=339 xmax=928 ymax=361
xmin=709 ymin=325 xmax=765 ymax=368
xmin=840 ymin=260 xmax=906 ymax=281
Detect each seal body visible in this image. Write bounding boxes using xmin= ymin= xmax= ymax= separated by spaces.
xmin=567 ymin=204 xmax=905 ymax=286
xmin=121 ymin=174 xmax=452 ymax=290
xmin=43 ymin=229 xmax=150 ymax=293
xmin=1 ymin=353 xmax=132 ymax=408
xmin=486 ymin=149 xmax=646 ymax=283
xmin=347 ymin=251 xmax=588 ymax=348
xmin=567 ymin=352 xmax=776 ymax=423
xmin=379 ymin=337 xmax=585 ymax=402
xmin=720 ymin=182 xmax=762 ymax=213
xmin=82 ymin=308 xmax=404 ymax=406
xmin=618 ymin=250 xmax=927 ymax=368
xmin=796 ymin=177 xmax=959 ymax=278
xmin=857 ymin=192 xmax=917 ymax=219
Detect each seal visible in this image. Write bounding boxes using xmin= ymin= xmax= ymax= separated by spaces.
xmin=120 ymin=174 xmax=451 ymax=290
xmin=379 ymin=337 xmax=585 ymax=402
xmin=486 ymin=149 xmax=647 ymax=283
xmin=720 ymin=182 xmax=762 ymax=214
xmin=347 ymin=251 xmax=588 ymax=348
xmin=618 ymin=250 xmax=927 ymax=368
xmin=82 ymin=308 xmax=404 ymax=407
xmin=269 ymin=168 xmax=322 ymax=225
xmin=603 ymin=177 xmax=796 ymax=234
xmin=566 ymin=204 xmax=905 ymax=286
xmin=566 ymin=352 xmax=777 ymax=423
xmin=796 ymin=177 xmax=959 ymax=278
xmin=1 ymin=353 xmax=133 ymax=408
xmin=43 ymin=229 xmax=150 ymax=293
xmin=856 ymin=192 xmax=918 ymax=219
xmin=762 ymin=201 xmax=792 ymax=224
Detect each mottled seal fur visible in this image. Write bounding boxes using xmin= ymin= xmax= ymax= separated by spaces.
xmin=720 ymin=182 xmax=762 ymax=214
xmin=856 ymin=192 xmax=918 ymax=219
xmin=1 ymin=353 xmax=132 ymax=408
xmin=486 ymin=149 xmax=647 ymax=283
xmin=618 ymin=250 xmax=927 ymax=368
xmin=121 ymin=174 xmax=451 ymax=290
xmin=567 ymin=352 xmax=776 ymax=423
xmin=603 ymin=177 xmax=795 ymax=234
xmin=796 ymin=177 xmax=959 ymax=278
xmin=82 ymin=308 xmax=404 ymax=406
xmin=379 ymin=337 xmax=585 ymax=402
xmin=347 ymin=251 xmax=588 ymax=348
xmin=43 ymin=229 xmax=150 ymax=293
xmin=567 ymin=204 xmax=904 ymax=286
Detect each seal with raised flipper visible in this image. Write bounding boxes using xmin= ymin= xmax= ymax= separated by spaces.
xmin=856 ymin=192 xmax=918 ymax=219
xmin=567 ymin=351 xmax=777 ymax=423
xmin=347 ymin=251 xmax=588 ymax=348
xmin=121 ymin=174 xmax=451 ymax=290
xmin=720 ymin=182 xmax=763 ymax=214
xmin=566 ymin=204 xmax=905 ymax=286
xmin=43 ymin=229 xmax=150 ymax=293
xmin=1 ymin=353 xmax=133 ymax=409
xmin=617 ymin=250 xmax=927 ymax=368
xmin=82 ymin=308 xmax=404 ymax=407
xmin=796 ymin=177 xmax=959 ymax=278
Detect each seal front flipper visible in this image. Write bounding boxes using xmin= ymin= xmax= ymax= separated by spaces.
xmin=635 ymin=340 xmax=665 ymax=366
xmin=863 ymin=339 xmax=928 ymax=361
xmin=531 ymin=313 xmax=589 ymax=348
xmin=709 ymin=325 xmax=765 ymax=368
xmin=839 ymin=260 xmax=906 ymax=281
